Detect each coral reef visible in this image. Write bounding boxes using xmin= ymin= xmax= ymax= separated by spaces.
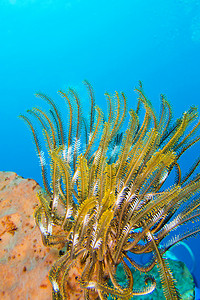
xmin=0 ymin=171 xmax=196 ymax=299
xmin=20 ymin=82 xmax=200 ymax=299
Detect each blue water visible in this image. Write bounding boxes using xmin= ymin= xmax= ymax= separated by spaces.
xmin=0 ymin=0 xmax=200 ymax=293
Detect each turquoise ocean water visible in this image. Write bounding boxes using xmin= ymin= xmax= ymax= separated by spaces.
xmin=0 ymin=0 xmax=200 ymax=295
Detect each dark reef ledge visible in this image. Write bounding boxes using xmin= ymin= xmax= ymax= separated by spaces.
xmin=0 ymin=171 xmax=195 ymax=300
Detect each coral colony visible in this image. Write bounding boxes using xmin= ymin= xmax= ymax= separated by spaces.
xmin=20 ymin=81 xmax=200 ymax=300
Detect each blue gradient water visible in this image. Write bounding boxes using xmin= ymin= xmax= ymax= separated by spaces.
xmin=0 ymin=0 xmax=200 ymax=295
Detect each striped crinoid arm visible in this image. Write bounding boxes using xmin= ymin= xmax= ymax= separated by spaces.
xmin=19 ymin=114 xmax=51 ymax=196
xmin=146 ymin=229 xmax=181 ymax=300
xmin=35 ymin=92 xmax=66 ymax=147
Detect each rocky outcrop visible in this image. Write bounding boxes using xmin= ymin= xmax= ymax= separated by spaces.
xmin=0 ymin=171 xmax=59 ymax=300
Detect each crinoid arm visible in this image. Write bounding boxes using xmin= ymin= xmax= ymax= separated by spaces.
xmin=21 ymin=81 xmax=200 ymax=300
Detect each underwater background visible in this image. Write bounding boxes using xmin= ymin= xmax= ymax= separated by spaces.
xmin=0 ymin=0 xmax=200 ymax=296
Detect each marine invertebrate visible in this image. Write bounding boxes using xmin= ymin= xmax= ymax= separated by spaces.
xmin=20 ymin=81 xmax=200 ymax=300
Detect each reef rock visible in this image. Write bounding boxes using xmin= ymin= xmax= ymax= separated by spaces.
xmin=111 ymin=258 xmax=195 ymax=300
xmin=0 ymin=171 xmax=59 ymax=300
